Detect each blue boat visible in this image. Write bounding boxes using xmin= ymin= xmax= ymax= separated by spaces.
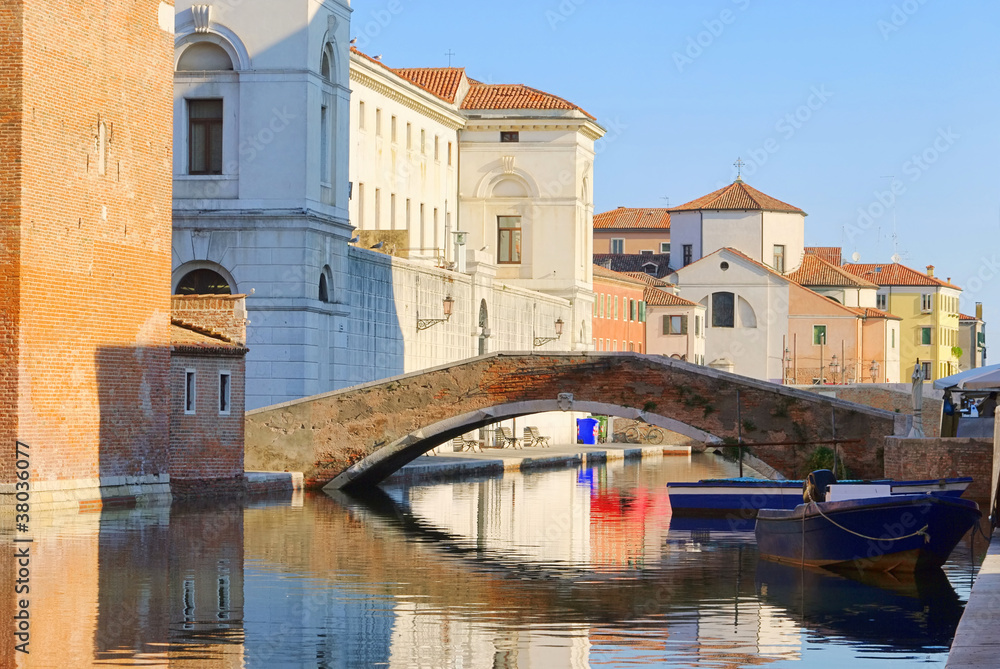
xmin=755 ymin=493 xmax=982 ymax=572
xmin=666 ymin=474 xmax=971 ymax=517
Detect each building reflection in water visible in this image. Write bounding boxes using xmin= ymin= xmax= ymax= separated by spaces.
xmin=0 ymin=453 xmax=973 ymax=667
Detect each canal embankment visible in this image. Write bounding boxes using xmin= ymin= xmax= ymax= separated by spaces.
xmin=946 ymin=528 xmax=1000 ymax=668
xmin=383 ymin=443 xmax=689 ymax=486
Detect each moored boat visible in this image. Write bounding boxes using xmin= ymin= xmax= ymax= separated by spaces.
xmin=754 ymin=493 xmax=981 ymax=572
xmin=666 ymin=474 xmax=971 ymax=517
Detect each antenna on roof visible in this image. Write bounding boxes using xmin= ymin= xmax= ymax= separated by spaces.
xmin=660 ymin=196 xmax=670 ymax=207
xmin=445 ymin=49 xmax=455 ymax=67
xmin=891 ymin=253 xmax=901 ymax=263
xmin=851 ymin=251 xmax=861 ymax=262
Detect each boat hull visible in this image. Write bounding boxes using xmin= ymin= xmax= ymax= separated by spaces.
xmin=754 ymin=494 xmax=981 ymax=572
xmin=666 ymin=476 xmax=971 ymax=517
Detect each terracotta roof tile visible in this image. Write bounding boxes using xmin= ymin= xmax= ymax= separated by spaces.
xmin=841 ymin=262 xmax=961 ymax=289
xmin=593 ymin=208 xmax=671 ymax=230
xmin=854 ymin=307 xmax=902 ymax=320
xmin=461 ymin=82 xmax=595 ymax=120
xmin=959 ymin=313 xmax=979 ymax=321
xmin=391 ymin=67 xmax=465 ymax=103
xmin=170 ymin=318 xmax=246 ymax=351
xmin=787 ymin=254 xmax=879 ymax=289
xmin=643 ymin=287 xmax=700 ymax=307
xmin=671 ymin=180 xmax=804 ymax=214
xmin=592 ymin=264 xmax=649 ymax=286
xmin=621 ymin=272 xmax=671 ymax=287
xmin=804 ymin=247 xmax=843 ymax=265
xmin=592 ymin=253 xmax=673 ymax=278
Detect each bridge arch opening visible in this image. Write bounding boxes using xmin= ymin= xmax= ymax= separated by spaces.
xmin=327 ymin=399 xmax=723 ymax=491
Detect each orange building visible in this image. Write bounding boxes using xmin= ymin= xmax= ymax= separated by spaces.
xmin=592 ymin=265 xmax=647 ymax=353
xmin=593 ymin=207 xmax=671 ymax=255
xmin=0 ymin=1 xmax=175 ymax=500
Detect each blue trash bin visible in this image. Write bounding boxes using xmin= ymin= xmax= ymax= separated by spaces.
xmin=577 ymin=417 xmax=598 ymax=445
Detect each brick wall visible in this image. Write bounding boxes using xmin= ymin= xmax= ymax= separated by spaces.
xmin=884 ymin=436 xmax=993 ymax=501
xmin=171 ymin=294 xmax=249 ymax=345
xmin=801 ymin=385 xmax=942 ymax=438
xmin=1 ymin=1 xmax=174 ymax=485
xmin=169 ymin=351 xmax=246 ymax=489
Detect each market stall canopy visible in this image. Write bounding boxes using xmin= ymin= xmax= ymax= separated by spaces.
xmin=933 ymin=364 xmax=1000 ymax=391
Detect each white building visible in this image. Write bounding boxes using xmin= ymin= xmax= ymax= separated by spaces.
xmin=169 ymin=4 xmax=604 ymax=422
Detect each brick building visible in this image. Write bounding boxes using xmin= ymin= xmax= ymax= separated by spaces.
xmin=1 ymin=1 xmax=176 ymax=502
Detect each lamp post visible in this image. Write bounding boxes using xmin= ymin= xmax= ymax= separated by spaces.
xmin=417 ymin=295 xmax=454 ymax=331
xmin=783 ymin=347 xmax=793 ymax=384
xmin=533 ymin=317 xmax=565 ymax=347
xmin=829 ymin=355 xmax=840 ymax=385
xmin=869 ymin=359 xmax=880 ymax=383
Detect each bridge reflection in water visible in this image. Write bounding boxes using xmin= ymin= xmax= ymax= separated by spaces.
xmin=3 ymin=454 xmax=980 ymax=668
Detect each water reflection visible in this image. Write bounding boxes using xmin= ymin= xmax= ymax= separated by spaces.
xmin=2 ymin=453 xmax=982 ymax=668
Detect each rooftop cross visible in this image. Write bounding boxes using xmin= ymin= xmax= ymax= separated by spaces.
xmin=733 ymin=157 xmax=745 ymax=180
xmin=445 ymin=49 xmax=456 ymax=67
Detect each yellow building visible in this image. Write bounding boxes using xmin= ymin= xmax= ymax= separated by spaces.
xmin=842 ymin=262 xmax=962 ymax=381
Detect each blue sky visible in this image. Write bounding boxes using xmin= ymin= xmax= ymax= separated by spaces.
xmin=355 ymin=0 xmax=1000 ymax=337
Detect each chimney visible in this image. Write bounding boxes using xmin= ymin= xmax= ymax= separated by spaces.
xmin=926 ymin=265 xmax=935 ymax=277
xmin=977 ymin=302 xmax=983 ymax=320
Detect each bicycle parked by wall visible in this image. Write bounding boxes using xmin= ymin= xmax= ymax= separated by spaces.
xmin=622 ymin=424 xmax=664 ymax=444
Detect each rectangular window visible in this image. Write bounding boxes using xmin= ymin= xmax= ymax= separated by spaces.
xmin=405 ymin=198 xmax=411 ymax=228
xmin=406 ymin=122 xmax=412 ymax=149
xmin=892 ymin=328 xmax=896 ymax=348
xmin=638 ymin=301 xmax=646 ymax=322
xmin=876 ymin=293 xmax=887 ymax=311
xmin=640 ymin=250 xmax=653 ymax=255
xmin=390 ymin=193 xmax=396 ymax=229
xmin=660 ymin=242 xmax=671 ymax=254
xmin=184 ymin=369 xmax=197 ymax=415
xmin=375 ymin=108 xmax=382 ymax=136
xmin=683 ymin=244 xmax=693 ymax=266
xmin=773 ymin=244 xmax=785 ymax=273
xmin=497 ymin=216 xmax=521 ymax=264
xmin=433 ymin=207 xmax=439 ymax=247
xmin=188 ymin=99 xmax=224 ymax=175
xmin=434 ymin=135 xmax=440 ymax=160
xmin=614 ymin=296 xmax=619 ymax=320
xmin=921 ymin=326 xmax=932 ymax=345
xmin=921 ymin=294 xmax=933 ymax=312
xmin=357 ymin=183 xmax=365 ymax=227
xmin=358 ymin=100 xmax=365 ymax=129
xmin=501 ymin=131 xmax=519 ymax=142
xmin=374 ymin=188 xmax=381 ymax=228
xmin=922 ymin=361 xmax=932 ymax=380
xmin=219 ymin=370 xmax=231 ymax=415
xmin=813 ymin=324 xmax=827 ymax=345
xmin=611 ymin=238 xmax=624 ymax=254
xmin=664 ymin=315 xmax=688 ymax=335
xmin=599 ymin=294 xmax=605 ymax=318
xmin=320 ymin=105 xmax=330 ymax=184
xmin=391 ymin=115 xmax=397 ymax=143
xmin=420 ymin=128 xmax=426 ymax=153
xmin=419 ymin=203 xmax=425 ymax=248
xmin=447 ymin=141 xmax=453 ymax=165
xmin=630 ymin=299 xmax=636 ymax=321
xmin=713 ymin=292 xmax=735 ymax=328
xmin=695 ymin=315 xmax=702 ymax=337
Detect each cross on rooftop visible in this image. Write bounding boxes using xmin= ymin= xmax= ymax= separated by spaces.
xmin=734 ymin=157 xmax=745 ymax=179
xmin=445 ymin=49 xmax=455 ymax=67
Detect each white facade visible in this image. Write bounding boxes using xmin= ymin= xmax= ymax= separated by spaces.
xmin=646 ymin=302 xmax=707 ymax=363
xmin=670 ymin=249 xmax=790 ymax=382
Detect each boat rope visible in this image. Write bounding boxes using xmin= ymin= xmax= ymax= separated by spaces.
xmin=807 ymin=501 xmax=930 ymax=543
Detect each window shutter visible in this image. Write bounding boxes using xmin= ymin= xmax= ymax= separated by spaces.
xmin=680 ymin=315 xmax=688 ymax=334
xmin=662 ymin=315 xmax=670 ymax=335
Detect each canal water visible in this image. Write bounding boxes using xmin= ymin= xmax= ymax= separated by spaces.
xmin=13 ymin=452 xmax=986 ymax=668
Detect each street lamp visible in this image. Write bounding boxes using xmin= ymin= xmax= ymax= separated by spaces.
xmin=417 ymin=295 xmax=455 ymax=331
xmin=783 ymin=347 xmax=793 ymax=384
xmin=869 ymin=359 xmax=880 ymax=383
xmin=829 ymin=355 xmax=840 ymax=384
xmin=533 ymin=317 xmax=565 ymax=347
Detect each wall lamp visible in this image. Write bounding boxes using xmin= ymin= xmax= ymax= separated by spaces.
xmin=417 ymin=295 xmax=454 ymax=331
xmin=533 ymin=317 xmax=564 ymax=347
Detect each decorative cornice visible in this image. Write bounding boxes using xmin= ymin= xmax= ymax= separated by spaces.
xmin=349 ymin=65 xmax=466 ymax=131
xmin=192 ymin=5 xmax=212 ymax=33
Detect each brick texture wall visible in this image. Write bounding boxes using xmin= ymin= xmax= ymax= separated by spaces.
xmin=884 ymin=436 xmax=993 ymax=502
xmin=801 ymin=385 xmax=942 ymax=438
xmin=1 ymin=1 xmax=174 ymax=484
xmin=171 ymin=295 xmax=249 ymax=345
xmin=169 ymin=352 xmax=246 ymax=489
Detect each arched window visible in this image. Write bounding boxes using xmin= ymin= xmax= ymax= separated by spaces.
xmin=321 ymin=49 xmax=332 ymax=81
xmin=318 ymin=273 xmax=329 ymax=303
xmin=176 ymin=269 xmax=231 ymax=295
xmin=177 ymin=42 xmax=234 ymax=71
xmin=738 ymin=296 xmax=757 ymax=328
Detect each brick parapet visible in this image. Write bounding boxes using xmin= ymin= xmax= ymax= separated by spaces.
xmin=171 ymin=294 xmax=248 ymax=344
xmin=884 ymin=436 xmax=993 ymax=501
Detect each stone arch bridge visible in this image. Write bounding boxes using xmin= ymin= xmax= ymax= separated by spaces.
xmin=244 ymin=353 xmax=906 ymax=491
